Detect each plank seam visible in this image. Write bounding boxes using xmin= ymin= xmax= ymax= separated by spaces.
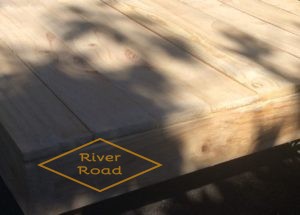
xmin=10 ymin=2 xmax=168 ymax=123
xmin=178 ymin=0 xmax=300 ymax=59
xmin=0 ymin=39 xmax=94 ymax=136
xmin=101 ymin=0 xmax=258 ymax=95
xmin=219 ymin=0 xmax=300 ymax=36
xmin=261 ymin=0 xmax=300 ymax=17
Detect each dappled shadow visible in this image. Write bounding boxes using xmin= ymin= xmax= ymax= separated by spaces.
xmin=221 ymin=30 xmax=300 ymax=83
xmin=0 ymin=0 xmax=300 ymax=215
xmin=64 ymin=141 xmax=299 ymax=215
xmin=219 ymin=27 xmax=300 ymax=148
xmin=0 ymin=1 xmax=198 ymax=214
xmin=58 ymin=2 xmax=300 ymax=214
xmin=51 ymin=4 xmax=195 ymax=63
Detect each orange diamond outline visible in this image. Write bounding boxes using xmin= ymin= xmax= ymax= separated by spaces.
xmin=38 ymin=137 xmax=162 ymax=192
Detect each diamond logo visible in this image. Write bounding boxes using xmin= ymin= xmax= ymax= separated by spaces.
xmin=38 ymin=138 xmax=162 ymax=192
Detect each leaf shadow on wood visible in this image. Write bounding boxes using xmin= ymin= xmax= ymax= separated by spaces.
xmin=0 ymin=1 xmax=300 ymax=215
xmin=0 ymin=2 xmax=199 ymax=214
xmin=63 ymin=4 xmax=300 ymax=215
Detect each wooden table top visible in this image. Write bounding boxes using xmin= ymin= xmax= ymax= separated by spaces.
xmin=0 ymin=0 xmax=299 ymax=162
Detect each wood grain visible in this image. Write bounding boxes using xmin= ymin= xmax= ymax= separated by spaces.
xmin=5 ymin=91 xmax=300 ymax=215
xmin=0 ymin=6 xmax=164 ymax=143
xmin=262 ymin=0 xmax=300 ymax=16
xmin=176 ymin=0 xmax=300 ymax=57
xmin=104 ymin=0 xmax=300 ymax=96
xmin=39 ymin=0 xmax=257 ymax=111
xmin=219 ymin=0 xmax=300 ymax=36
xmin=0 ymin=2 xmax=257 ymax=122
xmin=0 ymin=42 xmax=92 ymax=160
xmin=0 ymin=1 xmax=299 ymax=214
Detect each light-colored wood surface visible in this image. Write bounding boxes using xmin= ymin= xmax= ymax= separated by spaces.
xmin=177 ymin=0 xmax=300 ymax=57
xmin=262 ymin=0 xmax=300 ymax=16
xmin=0 ymin=43 xmax=92 ymax=160
xmin=3 ymin=90 xmax=300 ymax=215
xmin=104 ymin=0 xmax=300 ymax=96
xmin=0 ymin=5 xmax=162 ymax=147
xmin=219 ymin=0 xmax=300 ymax=36
xmin=6 ymin=1 xmax=256 ymax=108
xmin=0 ymin=0 xmax=300 ymax=214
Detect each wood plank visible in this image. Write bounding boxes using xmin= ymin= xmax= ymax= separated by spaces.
xmin=6 ymin=90 xmax=300 ymax=215
xmin=104 ymin=0 xmax=300 ymax=96
xmin=262 ymin=0 xmax=300 ymax=17
xmin=0 ymin=6 xmax=167 ymax=145
xmin=219 ymin=0 xmax=300 ymax=36
xmin=0 ymin=1 xmax=299 ymax=214
xmin=1 ymin=1 xmax=257 ymax=115
xmin=174 ymin=0 xmax=300 ymax=58
xmin=41 ymin=0 xmax=257 ymax=111
xmin=0 ymin=42 xmax=92 ymax=161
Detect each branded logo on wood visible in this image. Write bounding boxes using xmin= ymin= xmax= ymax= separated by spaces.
xmin=38 ymin=138 xmax=162 ymax=192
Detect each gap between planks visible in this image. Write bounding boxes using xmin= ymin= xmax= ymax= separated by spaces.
xmin=103 ymin=0 xmax=300 ymax=98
